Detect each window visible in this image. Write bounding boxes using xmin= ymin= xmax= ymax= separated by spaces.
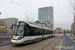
xmin=25 ymin=26 xmax=30 ymax=35
xmin=14 ymin=25 xmax=24 ymax=36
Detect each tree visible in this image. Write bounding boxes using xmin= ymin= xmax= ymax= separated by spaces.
xmin=25 ymin=13 xmax=29 ymax=22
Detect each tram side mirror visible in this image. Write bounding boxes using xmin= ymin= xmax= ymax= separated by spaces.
xmin=11 ymin=25 xmax=13 ymax=29
xmin=17 ymin=25 xmax=19 ymax=27
xmin=11 ymin=24 xmax=17 ymax=29
xmin=11 ymin=24 xmax=17 ymax=34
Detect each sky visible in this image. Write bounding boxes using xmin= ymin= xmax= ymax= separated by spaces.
xmin=0 ymin=0 xmax=74 ymax=30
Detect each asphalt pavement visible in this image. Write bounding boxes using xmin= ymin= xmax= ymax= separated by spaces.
xmin=0 ymin=40 xmax=12 ymax=46
xmin=0 ymin=35 xmax=62 ymax=50
xmin=0 ymin=37 xmax=12 ymax=46
xmin=0 ymin=34 xmax=12 ymax=46
xmin=61 ymin=34 xmax=75 ymax=50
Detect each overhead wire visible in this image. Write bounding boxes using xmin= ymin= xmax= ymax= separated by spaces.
xmin=50 ymin=0 xmax=59 ymax=28
xmin=69 ymin=0 xmax=74 ymax=8
xmin=19 ymin=0 xmax=38 ymax=21
xmin=50 ymin=0 xmax=58 ymax=19
xmin=50 ymin=0 xmax=53 ymax=6
xmin=10 ymin=0 xmax=38 ymax=22
xmin=20 ymin=0 xmax=37 ymax=14
xmin=58 ymin=0 xmax=62 ymax=28
xmin=10 ymin=0 xmax=37 ymax=15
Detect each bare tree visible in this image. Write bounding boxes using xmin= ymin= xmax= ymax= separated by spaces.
xmin=30 ymin=18 xmax=34 ymax=22
xmin=69 ymin=0 xmax=74 ymax=7
xmin=25 ymin=13 xmax=29 ymax=22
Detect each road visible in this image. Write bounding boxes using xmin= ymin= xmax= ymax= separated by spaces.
xmin=0 ymin=34 xmax=62 ymax=50
xmin=0 ymin=34 xmax=13 ymax=46
xmin=61 ymin=34 xmax=75 ymax=50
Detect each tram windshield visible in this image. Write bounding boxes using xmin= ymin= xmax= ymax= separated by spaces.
xmin=14 ymin=25 xmax=24 ymax=36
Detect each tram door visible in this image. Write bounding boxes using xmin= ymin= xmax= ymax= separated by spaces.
xmin=26 ymin=25 xmax=30 ymax=35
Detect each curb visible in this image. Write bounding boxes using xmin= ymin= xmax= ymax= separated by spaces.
xmin=66 ymin=34 xmax=75 ymax=42
xmin=59 ymin=36 xmax=63 ymax=50
xmin=0 ymin=41 xmax=12 ymax=47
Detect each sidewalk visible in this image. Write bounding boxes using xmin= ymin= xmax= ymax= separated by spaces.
xmin=0 ymin=37 xmax=12 ymax=46
xmin=68 ymin=35 xmax=75 ymax=39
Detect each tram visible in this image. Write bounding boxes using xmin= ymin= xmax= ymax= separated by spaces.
xmin=11 ymin=21 xmax=54 ymax=44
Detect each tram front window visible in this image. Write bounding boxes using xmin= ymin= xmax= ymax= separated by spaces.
xmin=15 ymin=25 xmax=24 ymax=36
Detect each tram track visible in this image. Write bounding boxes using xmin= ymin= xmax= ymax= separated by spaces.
xmin=0 ymin=35 xmax=62 ymax=50
xmin=41 ymin=36 xmax=62 ymax=50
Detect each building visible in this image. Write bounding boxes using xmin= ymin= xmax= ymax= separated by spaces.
xmin=35 ymin=21 xmax=53 ymax=29
xmin=71 ymin=22 xmax=75 ymax=34
xmin=34 ymin=21 xmax=41 ymax=24
xmin=55 ymin=28 xmax=63 ymax=33
xmin=0 ymin=18 xmax=18 ymax=32
xmin=38 ymin=6 xmax=53 ymax=25
xmin=71 ymin=0 xmax=75 ymax=35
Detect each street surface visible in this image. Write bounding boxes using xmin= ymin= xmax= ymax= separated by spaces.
xmin=0 ymin=34 xmax=13 ymax=46
xmin=61 ymin=34 xmax=75 ymax=50
xmin=0 ymin=34 xmax=62 ymax=50
xmin=68 ymin=35 xmax=75 ymax=39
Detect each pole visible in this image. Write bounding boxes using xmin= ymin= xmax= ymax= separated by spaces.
xmin=42 ymin=26 xmax=43 ymax=39
xmin=42 ymin=10 xmax=43 ymax=39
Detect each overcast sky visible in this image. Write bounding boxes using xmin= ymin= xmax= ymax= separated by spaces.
xmin=0 ymin=0 xmax=74 ymax=29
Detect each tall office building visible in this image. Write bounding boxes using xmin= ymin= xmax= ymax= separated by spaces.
xmin=38 ymin=6 xmax=53 ymax=25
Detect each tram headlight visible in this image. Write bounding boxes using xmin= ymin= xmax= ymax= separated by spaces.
xmin=18 ymin=37 xmax=23 ymax=40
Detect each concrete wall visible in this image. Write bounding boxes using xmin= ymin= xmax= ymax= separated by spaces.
xmin=0 ymin=18 xmax=18 ymax=31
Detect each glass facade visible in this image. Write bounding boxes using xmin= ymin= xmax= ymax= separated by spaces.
xmin=38 ymin=7 xmax=53 ymax=25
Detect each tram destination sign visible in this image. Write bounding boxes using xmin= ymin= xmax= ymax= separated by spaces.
xmin=20 ymin=23 xmax=24 ymax=25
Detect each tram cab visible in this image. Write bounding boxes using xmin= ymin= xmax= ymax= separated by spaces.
xmin=11 ymin=21 xmax=29 ymax=44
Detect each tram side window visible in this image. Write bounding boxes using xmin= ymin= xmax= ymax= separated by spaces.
xmin=34 ymin=28 xmax=38 ymax=35
xmin=48 ymin=30 xmax=50 ymax=34
xmin=45 ymin=30 xmax=47 ymax=34
xmin=30 ymin=27 xmax=35 ymax=35
xmin=25 ymin=26 xmax=30 ymax=36
xmin=47 ymin=30 xmax=49 ymax=34
xmin=35 ymin=28 xmax=43 ymax=35
xmin=50 ymin=31 xmax=53 ymax=34
xmin=40 ymin=29 xmax=42 ymax=35
xmin=39 ymin=28 xmax=41 ymax=35
xmin=52 ymin=31 xmax=53 ymax=34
